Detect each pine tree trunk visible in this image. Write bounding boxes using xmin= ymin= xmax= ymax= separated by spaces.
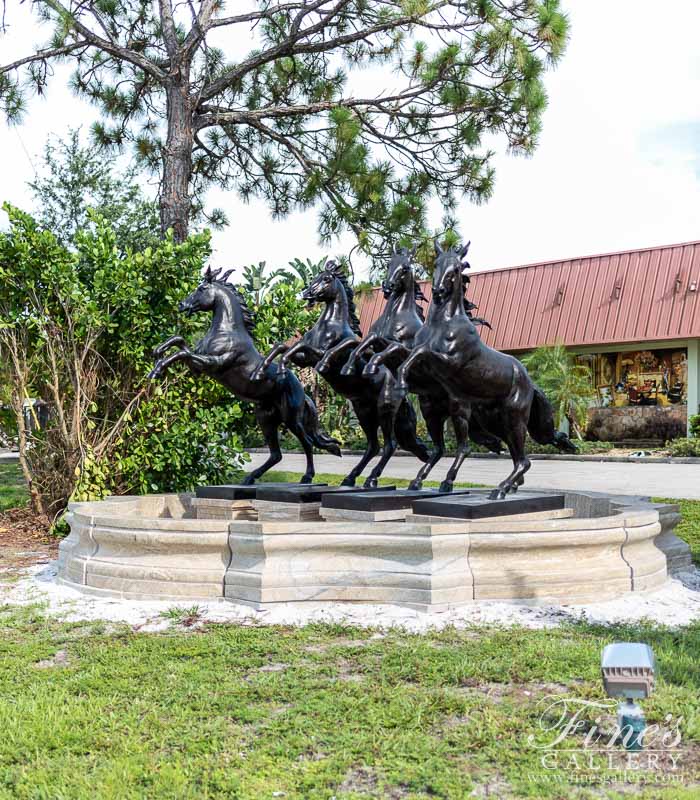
xmin=160 ymin=83 xmax=193 ymax=243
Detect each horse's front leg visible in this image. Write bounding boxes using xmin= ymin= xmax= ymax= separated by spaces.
xmin=148 ymin=348 xmax=193 ymax=380
xmin=394 ymin=345 xmax=431 ymax=395
xmin=251 ymin=343 xmax=288 ymax=381
xmin=149 ymin=349 xmax=232 ymax=380
xmin=316 ymin=338 xmax=358 ymax=375
xmin=363 ymin=341 xmax=410 ymax=376
xmin=152 ymin=335 xmax=187 ymax=360
xmin=279 ymin=342 xmax=323 ymax=373
xmin=339 ymin=334 xmax=379 ymax=376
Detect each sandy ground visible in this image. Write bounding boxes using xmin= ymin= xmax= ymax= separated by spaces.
xmin=2 ymin=560 xmax=699 ymax=633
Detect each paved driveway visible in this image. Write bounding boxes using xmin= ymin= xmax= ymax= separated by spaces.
xmin=246 ymin=452 xmax=700 ymax=500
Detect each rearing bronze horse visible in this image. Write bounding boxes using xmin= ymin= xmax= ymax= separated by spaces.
xmin=253 ymin=260 xmax=430 ymax=487
xmin=393 ymin=242 xmax=576 ymax=498
xmin=338 ymin=247 xmax=503 ymax=491
xmin=148 ymin=266 xmax=341 ymax=484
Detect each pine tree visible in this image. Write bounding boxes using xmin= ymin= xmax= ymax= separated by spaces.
xmin=1 ymin=2 xmax=568 ymax=254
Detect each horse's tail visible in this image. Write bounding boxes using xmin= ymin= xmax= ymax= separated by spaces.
xmin=303 ymin=395 xmax=342 ymax=457
xmin=528 ymin=386 xmax=578 ymax=453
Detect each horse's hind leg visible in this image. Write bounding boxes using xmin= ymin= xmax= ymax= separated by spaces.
xmin=489 ymin=412 xmax=531 ymax=500
xmin=243 ymin=407 xmax=283 ymax=484
xmin=408 ymin=396 xmax=447 ymax=490
xmin=340 ymin=402 xmax=380 ymax=486
xmin=288 ymin=420 xmax=316 ymax=484
xmin=439 ymin=408 xmax=472 ymax=493
xmin=363 ymin=403 xmax=398 ymax=489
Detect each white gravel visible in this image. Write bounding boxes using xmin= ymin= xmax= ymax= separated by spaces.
xmin=2 ymin=562 xmax=700 ymax=632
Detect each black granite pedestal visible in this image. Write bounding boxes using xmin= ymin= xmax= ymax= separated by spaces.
xmin=255 ymin=484 xmax=395 ymax=504
xmin=321 ymin=488 xmax=472 ymax=521
xmin=196 ymin=483 xmax=326 ymax=501
xmin=411 ymin=490 xmax=565 ymax=520
xmin=253 ymin=484 xmax=396 ymax=521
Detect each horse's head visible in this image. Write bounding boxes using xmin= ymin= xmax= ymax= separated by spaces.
xmin=432 ymin=239 xmax=471 ymax=306
xmin=179 ymin=266 xmax=235 ymax=316
xmin=383 ymin=245 xmax=418 ymax=296
xmin=302 ymin=260 xmax=344 ymax=307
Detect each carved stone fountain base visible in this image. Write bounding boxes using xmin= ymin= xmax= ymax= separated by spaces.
xmin=56 ymin=490 xmax=691 ymax=609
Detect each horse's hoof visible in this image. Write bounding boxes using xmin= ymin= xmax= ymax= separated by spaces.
xmin=316 ymin=362 xmax=328 ymax=374
xmin=438 ymin=481 xmax=453 ymax=493
xmin=363 ymin=478 xmax=378 ymax=489
xmin=488 ymin=488 xmax=507 ymax=500
xmin=362 ymin=363 xmax=378 ymax=377
xmin=408 ymin=480 xmax=422 ymax=491
xmin=241 ymin=475 xmax=256 ymax=486
xmin=339 ymin=365 xmax=353 ymax=377
xmin=147 ymin=368 xmax=160 ymax=380
xmin=300 ymin=474 xmax=313 ymax=484
xmin=341 ymin=477 xmax=356 ymax=487
xmin=250 ymin=370 xmax=263 ymax=382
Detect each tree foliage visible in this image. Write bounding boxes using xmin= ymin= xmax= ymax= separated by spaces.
xmin=28 ymin=128 xmax=160 ymax=252
xmin=0 ymin=1 xmax=568 ymax=260
xmin=522 ymin=342 xmax=594 ymax=438
xmin=0 ymin=206 xmax=246 ymax=520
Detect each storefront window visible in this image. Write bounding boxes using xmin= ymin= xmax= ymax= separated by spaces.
xmin=581 ymin=348 xmax=687 ymax=408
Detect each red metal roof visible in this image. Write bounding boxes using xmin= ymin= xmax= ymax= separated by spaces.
xmin=356 ymin=240 xmax=700 ymax=352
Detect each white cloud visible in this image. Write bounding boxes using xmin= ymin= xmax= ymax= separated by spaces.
xmin=1 ymin=1 xmax=699 ymax=278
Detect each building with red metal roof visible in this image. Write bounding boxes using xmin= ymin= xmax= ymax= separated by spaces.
xmin=356 ymin=240 xmax=700 ymax=440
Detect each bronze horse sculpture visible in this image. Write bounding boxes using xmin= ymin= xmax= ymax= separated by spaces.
xmin=253 ymin=260 xmax=430 ymax=488
xmin=338 ymin=247 xmax=503 ymax=491
xmin=148 ymin=266 xmax=341 ymax=484
xmin=394 ymin=241 xmax=577 ymax=498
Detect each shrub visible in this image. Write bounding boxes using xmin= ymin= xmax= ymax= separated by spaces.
xmin=689 ymin=414 xmax=700 ymax=438
xmin=668 ymin=438 xmax=700 ymax=458
xmin=0 ymin=205 xmax=246 ymax=521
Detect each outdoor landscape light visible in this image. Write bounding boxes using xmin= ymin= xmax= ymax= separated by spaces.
xmin=601 ymin=643 xmax=656 ymax=752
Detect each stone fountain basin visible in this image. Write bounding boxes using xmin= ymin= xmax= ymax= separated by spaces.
xmin=56 ymin=490 xmax=691 ymax=609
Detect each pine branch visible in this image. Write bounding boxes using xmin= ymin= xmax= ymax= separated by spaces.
xmin=39 ymin=0 xmax=166 ymax=80
xmin=199 ymin=1 xmax=429 ymax=102
xmin=0 ymin=40 xmax=89 ymax=75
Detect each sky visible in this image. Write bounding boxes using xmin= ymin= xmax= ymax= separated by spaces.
xmin=1 ymin=1 xmax=699 ymax=279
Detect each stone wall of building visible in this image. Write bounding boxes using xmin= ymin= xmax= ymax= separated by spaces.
xmin=586 ymin=405 xmax=687 ymax=442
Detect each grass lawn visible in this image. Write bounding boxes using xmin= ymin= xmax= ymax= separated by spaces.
xmin=1 ymin=605 xmax=699 ymax=799
xmin=2 ymin=463 xmax=700 ymax=797
xmin=0 ymin=462 xmax=26 ymax=512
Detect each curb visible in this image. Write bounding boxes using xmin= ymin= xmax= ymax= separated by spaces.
xmin=245 ymin=448 xmax=700 ymax=465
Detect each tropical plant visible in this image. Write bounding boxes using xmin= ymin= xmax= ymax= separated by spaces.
xmin=279 ymin=256 xmax=328 ymax=287
xmin=0 ymin=205 xmax=246 ymax=521
xmin=240 ymin=261 xmax=281 ymax=305
xmin=522 ymin=343 xmax=594 ymax=438
xmin=0 ymin=2 xmax=568 ymax=254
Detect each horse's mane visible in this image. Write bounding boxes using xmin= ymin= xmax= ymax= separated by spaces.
xmin=204 ymin=266 xmax=256 ymax=334
xmin=326 ymin=262 xmax=362 ymax=336
xmin=414 ymin=282 xmax=427 ymax=322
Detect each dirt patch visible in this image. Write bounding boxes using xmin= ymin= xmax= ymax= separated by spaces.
xmin=0 ymin=507 xmax=57 ymax=576
xmin=258 ymin=662 xmax=290 ymax=672
xmin=453 ymin=680 xmax=573 ymax=704
xmin=337 ymin=767 xmax=407 ymax=798
xmin=469 ymin=775 xmax=513 ymax=798
xmin=34 ymin=649 xmax=70 ymax=669
xmin=304 ymin=635 xmax=385 ymax=654
xmin=337 ymin=658 xmax=366 ymax=683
